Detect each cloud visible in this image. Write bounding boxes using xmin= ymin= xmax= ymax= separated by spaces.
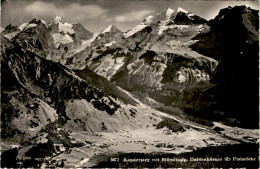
xmin=115 ymin=10 xmax=154 ymax=22
xmin=24 ymin=1 xmax=108 ymax=22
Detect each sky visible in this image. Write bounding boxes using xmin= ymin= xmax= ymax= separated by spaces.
xmin=1 ymin=0 xmax=259 ymax=33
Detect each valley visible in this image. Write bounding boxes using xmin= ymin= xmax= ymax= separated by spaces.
xmin=29 ymin=91 xmax=259 ymax=167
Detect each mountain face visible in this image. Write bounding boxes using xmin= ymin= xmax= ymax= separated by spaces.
xmin=1 ymin=5 xmax=259 ymax=168
xmin=93 ymin=25 xmax=123 ymax=46
xmin=3 ymin=6 xmax=258 ymax=128
xmin=191 ymin=6 xmax=258 ymax=60
xmin=2 ymin=24 xmax=20 ymax=39
xmin=2 ymin=24 xmax=19 ymax=35
xmin=189 ymin=6 xmax=259 ymax=128
xmin=79 ymin=7 xmax=217 ymax=109
xmin=3 ymin=16 xmax=94 ymax=66
xmin=1 ymin=33 xmax=161 ymax=167
xmin=2 ymin=32 xmax=160 ymax=137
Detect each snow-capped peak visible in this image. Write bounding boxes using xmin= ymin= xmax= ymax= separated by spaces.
xmin=142 ymin=8 xmax=174 ymax=26
xmin=102 ymin=25 xmax=113 ymax=33
xmin=177 ymin=7 xmax=189 ymax=14
xmin=165 ymin=8 xmax=175 ymax=19
xmin=52 ymin=16 xmax=63 ymax=24
xmin=50 ymin=16 xmax=74 ymax=34
xmin=143 ymin=15 xmax=154 ymax=24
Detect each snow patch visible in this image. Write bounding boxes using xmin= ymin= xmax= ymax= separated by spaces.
xmin=52 ymin=16 xmax=74 ymax=34
xmin=158 ymin=21 xmax=169 ymax=35
xmin=94 ymin=56 xmax=125 ymax=80
xmin=124 ymin=25 xmax=147 ymax=38
xmin=59 ymin=22 xmax=74 ymax=34
xmin=165 ymin=8 xmax=175 ymax=19
xmin=197 ymin=25 xmax=203 ymax=29
xmin=177 ymin=7 xmax=188 ymax=13
xmin=144 ymin=15 xmax=154 ymax=24
xmin=3 ymin=31 xmax=20 ymax=40
xmin=28 ymin=128 xmax=38 ymax=131
xmin=104 ymin=41 xmax=116 ymax=47
xmin=11 ymin=145 xmax=20 ymax=149
xmin=219 ymin=15 xmax=225 ymax=20
xmin=52 ymin=33 xmax=73 ymax=48
xmin=53 ymin=16 xmax=62 ymax=23
xmin=157 ymin=8 xmax=175 ymax=35
xmin=176 ymin=67 xmax=209 ymax=83
xmin=41 ymin=20 xmax=47 ymax=25
xmin=177 ymin=73 xmax=187 ymax=83
xmin=25 ymin=23 xmax=37 ymax=30
xmin=19 ymin=23 xmax=28 ymax=31
xmin=173 ymin=25 xmax=190 ymax=30
xmin=188 ymin=13 xmax=195 ymax=20
xmin=114 ymin=57 xmax=125 ymax=70
xmin=74 ymin=33 xmax=99 ymax=53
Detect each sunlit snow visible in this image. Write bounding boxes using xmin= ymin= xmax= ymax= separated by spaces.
xmin=52 ymin=33 xmax=73 ymax=48
xmin=102 ymin=25 xmax=113 ymax=33
xmin=124 ymin=25 xmax=147 ymax=38
xmin=177 ymin=7 xmax=189 ymax=13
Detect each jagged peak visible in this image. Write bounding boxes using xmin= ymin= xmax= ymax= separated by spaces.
xmin=26 ymin=18 xmax=47 ymax=27
xmin=5 ymin=23 xmax=17 ymax=29
xmin=16 ymin=19 xmax=47 ymax=31
xmin=143 ymin=7 xmax=175 ymax=25
xmin=2 ymin=24 xmax=19 ymax=35
xmin=212 ymin=5 xmax=258 ymax=30
xmin=101 ymin=25 xmax=121 ymax=34
xmin=142 ymin=15 xmax=155 ymax=24
xmin=160 ymin=7 xmax=175 ymax=19
xmin=102 ymin=25 xmax=113 ymax=33
xmin=50 ymin=16 xmax=79 ymax=26
xmin=177 ymin=7 xmax=189 ymax=14
xmin=51 ymin=16 xmax=65 ymax=24
xmin=165 ymin=8 xmax=175 ymax=16
xmin=29 ymin=18 xmax=39 ymax=24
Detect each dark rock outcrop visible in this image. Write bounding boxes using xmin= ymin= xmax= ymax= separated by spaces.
xmin=188 ymin=6 xmax=259 ymax=128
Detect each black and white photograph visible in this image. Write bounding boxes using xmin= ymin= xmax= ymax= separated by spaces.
xmin=1 ymin=0 xmax=259 ymax=168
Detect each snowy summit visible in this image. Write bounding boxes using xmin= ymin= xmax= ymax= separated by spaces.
xmin=177 ymin=7 xmax=189 ymax=13
xmin=102 ymin=25 xmax=113 ymax=33
xmin=165 ymin=8 xmax=175 ymax=19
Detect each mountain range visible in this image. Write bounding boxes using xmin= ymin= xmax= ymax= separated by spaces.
xmin=1 ymin=5 xmax=259 ymax=168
